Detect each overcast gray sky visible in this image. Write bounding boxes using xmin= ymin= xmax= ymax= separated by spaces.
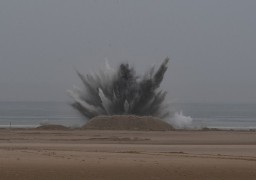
xmin=0 ymin=0 xmax=255 ymax=103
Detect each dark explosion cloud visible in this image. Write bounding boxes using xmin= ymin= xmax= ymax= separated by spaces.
xmin=68 ymin=58 xmax=170 ymax=120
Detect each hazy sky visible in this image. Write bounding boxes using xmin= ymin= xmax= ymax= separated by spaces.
xmin=0 ymin=0 xmax=256 ymax=103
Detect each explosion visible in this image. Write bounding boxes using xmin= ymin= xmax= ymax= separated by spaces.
xmin=68 ymin=58 xmax=170 ymax=120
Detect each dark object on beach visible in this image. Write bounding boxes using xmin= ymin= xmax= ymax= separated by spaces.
xmin=201 ymin=127 xmax=221 ymax=131
xmin=36 ymin=124 xmax=69 ymax=130
xmin=68 ymin=58 xmax=169 ymax=120
xmin=83 ymin=115 xmax=174 ymax=131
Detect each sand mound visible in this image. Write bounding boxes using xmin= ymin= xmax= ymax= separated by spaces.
xmin=36 ymin=124 xmax=69 ymax=130
xmin=83 ymin=115 xmax=174 ymax=131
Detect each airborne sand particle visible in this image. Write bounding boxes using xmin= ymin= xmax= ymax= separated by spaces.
xmin=68 ymin=58 xmax=170 ymax=119
xmin=68 ymin=57 xmax=193 ymax=128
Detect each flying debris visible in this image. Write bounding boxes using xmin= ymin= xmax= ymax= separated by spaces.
xmin=68 ymin=58 xmax=170 ymax=120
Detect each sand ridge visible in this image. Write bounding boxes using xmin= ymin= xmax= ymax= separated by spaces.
xmin=83 ymin=115 xmax=174 ymax=131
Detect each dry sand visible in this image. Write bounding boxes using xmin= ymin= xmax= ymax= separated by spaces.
xmin=83 ymin=115 xmax=174 ymax=131
xmin=0 ymin=129 xmax=256 ymax=180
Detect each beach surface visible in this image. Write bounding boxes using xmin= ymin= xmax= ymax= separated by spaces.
xmin=0 ymin=129 xmax=256 ymax=180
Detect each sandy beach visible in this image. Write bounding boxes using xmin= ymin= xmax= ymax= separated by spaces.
xmin=0 ymin=129 xmax=256 ymax=180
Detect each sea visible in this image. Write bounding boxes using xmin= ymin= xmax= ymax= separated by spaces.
xmin=0 ymin=102 xmax=256 ymax=130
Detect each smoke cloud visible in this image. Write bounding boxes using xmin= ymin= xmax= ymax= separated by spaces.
xmin=68 ymin=58 xmax=170 ymax=120
xmin=168 ymin=111 xmax=193 ymax=129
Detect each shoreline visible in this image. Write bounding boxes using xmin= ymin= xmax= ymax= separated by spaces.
xmin=1 ymin=125 xmax=256 ymax=131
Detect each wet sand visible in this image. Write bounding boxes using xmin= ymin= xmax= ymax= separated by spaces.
xmin=0 ymin=129 xmax=256 ymax=180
